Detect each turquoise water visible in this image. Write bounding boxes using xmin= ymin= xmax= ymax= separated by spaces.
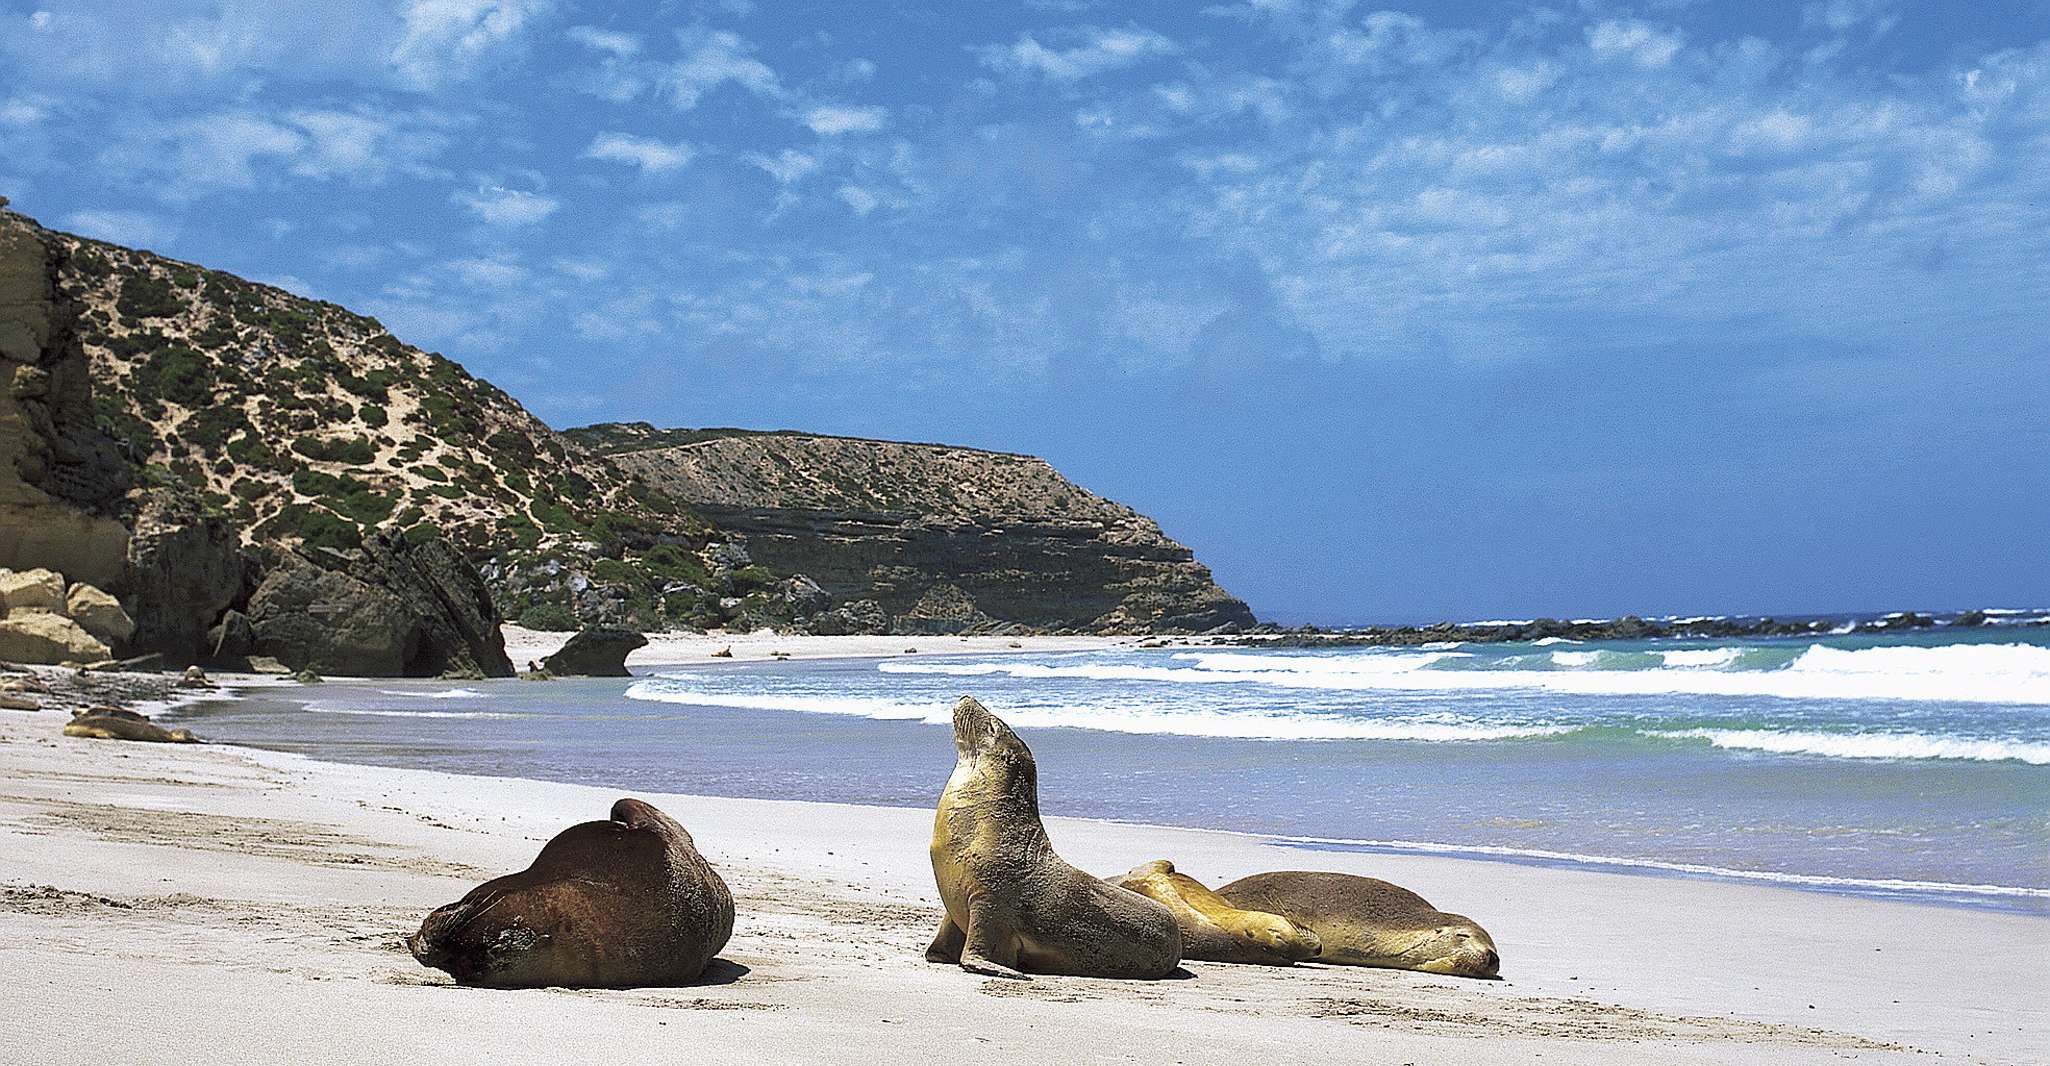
xmin=177 ymin=623 xmax=2050 ymax=913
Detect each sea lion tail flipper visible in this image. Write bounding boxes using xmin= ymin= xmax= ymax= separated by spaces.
xmin=960 ymin=900 xmax=1028 ymax=981
xmin=925 ymin=914 xmax=965 ymax=963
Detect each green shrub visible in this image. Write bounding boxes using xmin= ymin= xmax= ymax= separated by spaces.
xmin=292 ymin=437 xmax=376 ymax=465
xmin=286 ymin=505 xmax=361 ymax=551
xmin=117 ymin=274 xmax=182 ymax=320
xmin=144 ymin=345 xmax=214 ymax=405
xmin=516 ymin=602 xmax=579 ymax=631
xmin=359 ymin=403 xmax=388 ymax=428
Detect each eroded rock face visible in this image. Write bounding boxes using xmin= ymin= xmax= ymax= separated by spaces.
xmin=0 ymin=211 xmax=131 ymax=588
xmin=245 ymin=533 xmax=513 ymax=679
xmin=122 ymin=489 xmax=247 ymax=664
xmin=541 ymin=626 xmax=648 ymax=677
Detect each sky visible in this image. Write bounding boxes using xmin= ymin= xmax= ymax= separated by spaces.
xmin=2 ymin=0 xmax=2046 ymax=624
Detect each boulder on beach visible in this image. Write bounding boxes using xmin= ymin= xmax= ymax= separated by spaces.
xmin=0 ymin=611 xmax=110 ymax=664
xmin=541 ymin=626 xmax=649 ymax=677
xmin=63 ymin=582 xmax=134 ymax=645
xmin=0 ymin=567 xmax=65 ymax=613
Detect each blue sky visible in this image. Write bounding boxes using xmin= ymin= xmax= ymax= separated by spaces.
xmin=3 ymin=1 xmax=2046 ymax=623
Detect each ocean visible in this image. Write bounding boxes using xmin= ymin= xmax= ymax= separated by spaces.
xmin=175 ymin=612 xmax=2050 ymax=914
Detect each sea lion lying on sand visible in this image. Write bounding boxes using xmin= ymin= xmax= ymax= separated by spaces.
xmin=927 ymin=696 xmax=1182 ymax=980
xmin=408 ymin=798 xmax=733 ymax=988
xmin=1216 ymin=871 xmax=1500 ymax=978
xmin=1112 ymin=860 xmax=1320 ymax=965
xmin=63 ymin=707 xmax=201 ymax=743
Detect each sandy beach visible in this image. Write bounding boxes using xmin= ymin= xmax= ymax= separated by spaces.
xmin=0 ymin=664 xmax=2041 ymax=1065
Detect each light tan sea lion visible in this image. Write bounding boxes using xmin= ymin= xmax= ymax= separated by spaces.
xmin=408 ymin=798 xmax=733 ymax=988
xmin=62 ymin=709 xmax=202 ymax=743
xmin=1112 ymin=860 xmax=1321 ymax=966
xmin=927 ymin=697 xmax=1182 ymax=980
xmin=1216 ymin=871 xmax=1500 ymax=978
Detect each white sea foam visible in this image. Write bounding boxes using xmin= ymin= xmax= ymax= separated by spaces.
xmin=1533 ymin=637 xmax=1580 ymax=646
xmin=874 ymin=643 xmax=2050 ymax=705
xmin=624 ymin=679 xmax=1569 ymax=741
xmin=1657 ymin=728 xmax=2050 ymax=765
xmin=377 ymin=687 xmax=487 ymax=700
xmin=1658 ymin=648 xmax=1743 ymax=668
xmin=1274 ymin=835 xmax=2050 ymax=900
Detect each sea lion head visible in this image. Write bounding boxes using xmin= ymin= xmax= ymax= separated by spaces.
xmin=1238 ymin=910 xmax=1322 ymax=962
xmin=1399 ymin=915 xmax=1500 ymax=978
xmin=952 ymin=696 xmax=1028 ymax=763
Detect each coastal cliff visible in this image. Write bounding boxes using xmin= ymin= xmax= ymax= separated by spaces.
xmin=0 ymin=204 xmax=1253 ymax=671
xmin=567 ymin=424 xmax=1255 ymax=635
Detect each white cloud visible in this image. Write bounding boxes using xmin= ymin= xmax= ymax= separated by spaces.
xmin=390 ymin=0 xmax=550 ymax=90
xmin=62 ymin=208 xmax=179 ymax=248
xmin=666 ymin=26 xmax=781 ymax=109
xmin=0 ymin=98 xmax=47 ymax=126
xmin=834 ymin=57 xmax=877 ymax=82
xmin=445 ymin=253 xmax=529 ymax=287
xmin=745 ymin=148 xmax=819 ymax=184
xmin=1494 ymin=62 xmax=1560 ymax=102
xmin=803 ymin=105 xmax=888 ymax=135
xmin=979 ymin=26 xmax=1177 ymax=81
xmin=835 ymin=184 xmax=880 ymax=215
xmin=583 ymin=131 xmax=695 ymax=172
xmin=285 ymin=108 xmax=451 ymax=183
xmin=451 ymin=183 xmax=558 ymax=225
xmin=565 ymin=24 xmax=639 ymax=57
xmin=1587 ymin=20 xmax=1684 ymax=69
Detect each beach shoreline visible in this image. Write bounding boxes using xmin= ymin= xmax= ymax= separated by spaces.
xmin=2 ymin=667 xmax=2045 ymax=1064
xmin=498 ymin=625 xmax=1168 ymax=669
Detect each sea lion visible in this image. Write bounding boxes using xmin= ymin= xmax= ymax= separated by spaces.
xmin=408 ymin=797 xmax=733 ymax=988
xmin=1111 ymin=860 xmax=1320 ymax=966
xmin=62 ymin=709 xmax=201 ymax=743
xmin=926 ymin=696 xmax=1182 ymax=980
xmin=1215 ymin=871 xmax=1501 ymax=978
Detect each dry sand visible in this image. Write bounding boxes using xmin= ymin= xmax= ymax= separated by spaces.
xmin=1 ymin=669 xmax=2044 ymax=1065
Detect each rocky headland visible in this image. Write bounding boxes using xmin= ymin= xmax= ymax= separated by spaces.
xmin=0 ymin=203 xmax=1252 ymax=675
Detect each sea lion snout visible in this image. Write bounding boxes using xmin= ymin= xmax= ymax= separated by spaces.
xmin=950 ymin=696 xmax=1015 ymax=757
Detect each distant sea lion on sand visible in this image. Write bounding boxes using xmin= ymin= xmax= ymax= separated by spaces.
xmin=408 ymin=798 xmax=733 ymax=988
xmin=62 ymin=707 xmax=202 ymax=743
xmin=1216 ymin=871 xmax=1501 ymax=978
xmin=927 ymin=696 xmax=1182 ymax=980
xmin=1112 ymin=860 xmax=1320 ymax=966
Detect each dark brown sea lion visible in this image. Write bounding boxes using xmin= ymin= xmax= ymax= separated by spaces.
xmin=408 ymin=798 xmax=734 ymax=988
xmin=62 ymin=708 xmax=201 ymax=743
xmin=1216 ymin=871 xmax=1501 ymax=977
xmin=927 ymin=696 xmax=1182 ymax=980
xmin=1112 ymin=860 xmax=1320 ymax=965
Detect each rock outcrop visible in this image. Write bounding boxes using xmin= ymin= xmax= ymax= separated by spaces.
xmin=62 ymin=581 xmax=134 ymax=644
xmin=246 ymin=533 xmax=512 ymax=678
xmin=541 ymin=626 xmax=648 ymax=677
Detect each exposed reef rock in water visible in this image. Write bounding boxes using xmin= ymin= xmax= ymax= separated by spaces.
xmin=568 ymin=423 xmax=1256 ymax=635
xmin=0 ymin=203 xmax=1253 ymax=661
xmin=1235 ymin=610 xmax=2032 ymax=648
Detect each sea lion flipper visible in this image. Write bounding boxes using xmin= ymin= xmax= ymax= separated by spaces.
xmin=925 ymin=914 xmax=965 ymax=963
xmin=961 ymin=899 xmax=1028 ymax=980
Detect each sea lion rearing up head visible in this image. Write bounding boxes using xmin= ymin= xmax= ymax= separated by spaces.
xmin=408 ymin=798 xmax=734 ymax=988
xmin=1216 ymin=871 xmax=1500 ymax=978
xmin=927 ymin=696 xmax=1182 ymax=980
xmin=1112 ymin=860 xmax=1320 ymax=966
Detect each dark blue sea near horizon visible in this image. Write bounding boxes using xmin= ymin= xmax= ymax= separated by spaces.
xmin=172 ymin=612 xmax=2050 ymax=914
